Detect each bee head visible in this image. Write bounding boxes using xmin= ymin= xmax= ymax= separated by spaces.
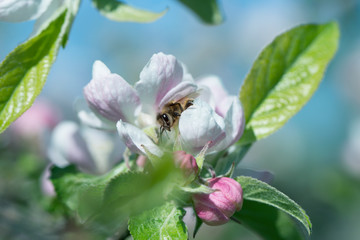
xmin=157 ymin=113 xmax=173 ymax=131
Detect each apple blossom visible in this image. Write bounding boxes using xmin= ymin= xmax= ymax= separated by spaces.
xmin=79 ymin=52 xmax=244 ymax=158
xmin=47 ymin=121 xmax=124 ymax=174
xmin=192 ymin=177 xmax=243 ymax=226
xmin=79 ymin=52 xmax=197 ymax=156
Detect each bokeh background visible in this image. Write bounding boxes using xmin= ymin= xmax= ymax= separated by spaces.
xmin=1 ymin=0 xmax=360 ymax=239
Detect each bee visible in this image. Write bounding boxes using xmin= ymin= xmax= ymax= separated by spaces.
xmin=156 ymin=98 xmax=194 ymax=135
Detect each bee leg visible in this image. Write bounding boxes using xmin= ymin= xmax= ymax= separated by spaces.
xmin=164 ymin=130 xmax=170 ymax=139
xmin=158 ymin=126 xmax=164 ymax=143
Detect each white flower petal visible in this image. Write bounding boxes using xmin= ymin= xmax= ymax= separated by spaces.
xmin=75 ymin=98 xmax=116 ymax=130
xmin=92 ymin=60 xmax=111 ymax=79
xmin=195 ymin=84 xmax=215 ymax=110
xmin=216 ymin=96 xmax=234 ymax=119
xmin=135 ymin=52 xmax=184 ymax=115
xmin=47 ymin=121 xmax=96 ymax=172
xmin=0 ymin=0 xmax=52 ymax=22
xmin=213 ymin=97 xmax=245 ymax=152
xmin=47 ymin=143 xmax=69 ymax=168
xmin=80 ymin=126 xmax=125 ymax=174
xmin=117 ymin=120 xmax=162 ymax=157
xmin=179 ymin=100 xmax=226 ymax=154
xmin=197 ymin=75 xmax=228 ymax=102
xmin=84 ymin=61 xmax=141 ymax=124
xmin=158 ymin=81 xmax=198 ymax=111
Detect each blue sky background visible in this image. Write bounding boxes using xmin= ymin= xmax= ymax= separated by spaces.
xmin=1 ymin=0 xmax=360 ymax=239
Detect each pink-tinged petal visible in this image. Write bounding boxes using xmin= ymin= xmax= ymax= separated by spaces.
xmin=179 ymin=100 xmax=225 ymax=154
xmin=84 ymin=60 xmax=141 ymax=124
xmin=209 ymin=177 xmax=243 ymax=211
xmin=192 ymin=177 xmax=243 ymax=226
xmin=197 ymin=75 xmax=229 ymax=116
xmin=216 ymin=96 xmax=234 ymax=118
xmin=213 ymin=97 xmax=245 ymax=152
xmin=136 ymin=155 xmax=147 ymax=168
xmin=135 ymin=52 xmax=184 ymax=115
xmin=0 ymin=0 xmax=52 ymax=22
xmin=41 ymin=164 xmax=56 ymax=197
xmin=47 ymin=121 xmax=96 ymax=173
xmin=116 ymin=120 xmax=162 ymax=157
xmin=193 ymin=194 xmax=229 ymax=226
xmin=75 ymin=98 xmax=116 ymax=131
xmin=158 ymin=81 xmax=198 ymax=111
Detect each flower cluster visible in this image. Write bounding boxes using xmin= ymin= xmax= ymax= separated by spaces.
xmin=47 ymin=52 xmax=245 ymax=225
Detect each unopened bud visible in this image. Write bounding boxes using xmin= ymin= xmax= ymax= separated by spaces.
xmin=192 ymin=177 xmax=243 ymax=226
xmin=174 ymin=151 xmax=198 ymax=177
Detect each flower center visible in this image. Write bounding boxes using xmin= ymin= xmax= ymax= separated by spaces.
xmin=156 ymin=98 xmax=194 ymax=135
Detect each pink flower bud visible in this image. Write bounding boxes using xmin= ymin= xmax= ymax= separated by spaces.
xmin=192 ymin=177 xmax=243 ymax=226
xmin=174 ymin=151 xmax=198 ymax=177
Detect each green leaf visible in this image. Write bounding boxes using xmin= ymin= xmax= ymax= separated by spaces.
xmin=239 ymin=22 xmax=339 ymax=144
xmin=0 ymin=1 xmax=80 ymax=134
xmin=89 ymin=171 xmax=154 ymax=235
xmin=92 ymin=0 xmax=167 ymax=23
xmin=50 ymin=162 xmax=130 ymax=222
xmin=193 ymin=213 xmax=203 ymax=238
xmin=178 ymin=0 xmax=223 ymax=25
xmin=103 ymin=158 xmax=181 ymax=213
xmin=103 ymin=171 xmax=153 ymax=205
xmin=129 ymin=202 xmax=187 ymax=240
xmin=233 ymin=200 xmax=307 ymax=240
xmin=91 ymin=157 xmax=183 ymax=235
xmin=235 ymin=176 xmax=312 ymax=237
